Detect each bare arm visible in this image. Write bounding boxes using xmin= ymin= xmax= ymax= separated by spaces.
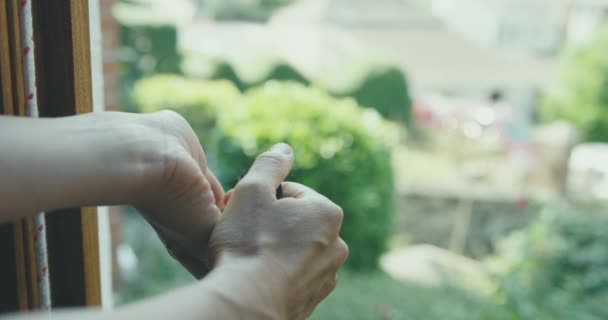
xmin=3 ymin=256 xmax=287 ymax=320
xmin=0 ymin=111 xmax=224 ymax=276
xmin=0 ymin=114 xmax=347 ymax=319
xmin=0 ymin=113 xmax=156 ymax=219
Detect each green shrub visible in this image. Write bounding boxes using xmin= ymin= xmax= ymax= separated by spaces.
xmin=131 ymin=75 xmax=241 ymax=164
xmin=490 ymin=204 xmax=608 ymax=319
xmin=202 ymin=60 xmax=309 ymax=92
xmin=245 ymin=62 xmax=310 ymax=89
xmin=180 ymin=56 xmax=412 ymax=125
xmin=328 ymin=63 xmax=412 ymax=124
xmin=207 ymin=0 xmax=295 ymax=22
xmin=541 ymin=26 xmax=608 ymax=142
xmin=216 ymin=81 xmax=399 ymax=270
xmin=116 ymin=7 xmax=181 ymax=79
xmin=114 ymin=1 xmax=183 ymax=111
xmin=132 ymin=77 xmax=399 ymax=270
xmin=210 ymin=61 xmax=247 ymax=91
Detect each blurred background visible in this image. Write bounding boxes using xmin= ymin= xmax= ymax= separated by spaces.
xmin=98 ymin=0 xmax=608 ymax=318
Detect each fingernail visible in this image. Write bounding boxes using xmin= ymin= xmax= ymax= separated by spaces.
xmin=270 ymin=143 xmax=292 ymax=155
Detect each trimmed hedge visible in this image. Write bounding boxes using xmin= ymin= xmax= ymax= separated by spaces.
xmin=207 ymin=0 xmax=295 ymax=22
xmin=132 ymin=75 xmax=241 ymax=166
xmin=186 ymin=58 xmax=412 ymax=125
xmin=245 ymin=62 xmax=310 ymax=88
xmin=210 ymin=61 xmax=246 ymax=91
xmin=331 ymin=64 xmax=412 ymax=124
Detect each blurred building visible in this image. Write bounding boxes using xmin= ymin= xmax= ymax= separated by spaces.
xmin=180 ymin=0 xmax=554 ymax=93
xmin=431 ymin=0 xmax=571 ymax=56
xmin=566 ymin=0 xmax=608 ymax=47
xmin=432 ymin=0 xmax=608 ymax=55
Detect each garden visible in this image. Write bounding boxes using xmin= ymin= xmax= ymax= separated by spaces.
xmin=109 ymin=1 xmax=608 ymax=319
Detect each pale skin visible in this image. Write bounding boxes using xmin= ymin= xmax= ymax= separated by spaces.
xmin=0 ymin=111 xmax=348 ymax=319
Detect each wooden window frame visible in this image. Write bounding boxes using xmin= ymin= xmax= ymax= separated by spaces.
xmin=0 ymin=0 xmax=101 ymax=312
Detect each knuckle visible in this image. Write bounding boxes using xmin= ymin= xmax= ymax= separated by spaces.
xmin=337 ymin=238 xmax=349 ymax=263
xmin=322 ymin=203 xmax=344 ymax=226
xmin=236 ymin=179 xmax=265 ymax=194
xmin=256 ymin=151 xmax=287 ymax=166
xmin=158 ymin=109 xmax=185 ymax=122
xmin=159 ymin=110 xmax=194 ymax=134
xmin=149 ymin=110 xmax=193 ymax=140
xmin=327 ymin=277 xmax=338 ymax=292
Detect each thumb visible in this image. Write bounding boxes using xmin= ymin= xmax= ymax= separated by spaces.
xmin=239 ymin=143 xmax=294 ymax=194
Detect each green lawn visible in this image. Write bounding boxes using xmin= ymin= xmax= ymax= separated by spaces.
xmin=310 ymin=270 xmax=503 ymax=320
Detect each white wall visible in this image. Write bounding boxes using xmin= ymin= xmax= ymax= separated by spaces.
xmin=567 ymin=0 xmax=608 ymax=47
xmin=431 ymin=0 xmax=569 ymax=54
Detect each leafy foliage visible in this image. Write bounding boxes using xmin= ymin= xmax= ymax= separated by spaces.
xmin=246 ymin=62 xmax=310 ymax=88
xmin=115 ymin=1 xmax=183 ymax=111
xmin=207 ymin=0 xmax=296 ymax=22
xmin=205 ymin=60 xmax=308 ymax=91
xmin=210 ymin=61 xmax=246 ymax=91
xmin=490 ymin=204 xmax=608 ymax=319
xmin=132 ymin=75 xmax=241 ymax=167
xmin=132 ymin=75 xmax=240 ymax=115
xmin=329 ymin=63 xmax=412 ymax=124
xmin=119 ymin=24 xmax=181 ymax=78
xmin=185 ymin=58 xmax=412 ymax=124
xmin=115 ymin=0 xmax=182 ymax=79
xmin=541 ymin=26 xmax=608 ymax=142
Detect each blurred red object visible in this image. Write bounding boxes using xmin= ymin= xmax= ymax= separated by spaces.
xmin=514 ymin=198 xmax=529 ymax=209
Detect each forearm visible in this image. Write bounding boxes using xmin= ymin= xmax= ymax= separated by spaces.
xmin=0 ymin=113 xmax=160 ymax=221
xmin=122 ymin=255 xmax=285 ymax=319
xmin=1 ymin=256 xmax=286 ymax=320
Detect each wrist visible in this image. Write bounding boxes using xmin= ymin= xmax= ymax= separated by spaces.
xmin=102 ymin=112 xmax=176 ymax=205
xmin=208 ymin=253 xmax=288 ymax=319
xmin=114 ymin=254 xmax=286 ymax=320
xmin=59 ymin=111 xmax=167 ymax=206
xmin=102 ymin=113 xmax=168 ymax=206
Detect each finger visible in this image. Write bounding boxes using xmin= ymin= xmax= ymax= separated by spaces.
xmin=304 ymin=274 xmax=339 ymax=318
xmin=318 ymin=273 xmax=339 ymax=302
xmin=281 ymin=181 xmax=320 ymax=199
xmin=239 ymin=143 xmax=294 ymax=192
xmin=315 ymin=239 xmax=349 ymax=275
xmin=223 ymin=189 xmax=234 ymax=207
xmin=333 ymin=238 xmax=349 ymax=270
xmin=169 ymin=249 xmax=207 ymax=279
xmin=204 ymin=168 xmax=225 ymax=208
xmin=149 ymin=223 xmax=209 ymax=279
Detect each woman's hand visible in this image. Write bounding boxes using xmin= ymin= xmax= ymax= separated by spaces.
xmin=0 ymin=114 xmax=347 ymax=320
xmin=210 ymin=143 xmax=349 ymax=319
xmin=131 ymin=110 xmax=225 ymax=278
xmin=0 ymin=110 xmax=224 ymax=278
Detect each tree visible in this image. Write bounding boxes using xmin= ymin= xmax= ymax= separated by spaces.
xmin=541 ymin=26 xmax=608 ymax=142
